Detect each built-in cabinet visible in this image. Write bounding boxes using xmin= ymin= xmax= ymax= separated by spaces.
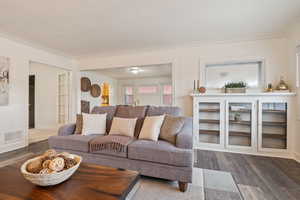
xmin=192 ymin=93 xmax=296 ymax=157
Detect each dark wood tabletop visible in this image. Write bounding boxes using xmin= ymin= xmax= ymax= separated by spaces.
xmin=0 ymin=162 xmax=140 ymax=200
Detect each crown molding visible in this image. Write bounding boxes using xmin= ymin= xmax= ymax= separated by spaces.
xmin=78 ymin=33 xmax=286 ymax=60
xmin=0 ymin=31 xmax=75 ymax=60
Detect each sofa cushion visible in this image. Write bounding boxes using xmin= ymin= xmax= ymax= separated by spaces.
xmin=91 ymin=106 xmax=117 ymax=133
xmin=128 ymin=140 xmax=192 ymax=167
xmin=115 ymin=105 xmax=148 ymax=137
xmin=146 ymin=106 xmax=181 ymax=116
xmin=48 ymin=135 xmax=100 ymax=153
xmin=159 ymin=115 xmax=185 ymax=145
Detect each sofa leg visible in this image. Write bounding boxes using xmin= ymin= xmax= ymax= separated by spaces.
xmin=178 ymin=181 xmax=188 ymax=192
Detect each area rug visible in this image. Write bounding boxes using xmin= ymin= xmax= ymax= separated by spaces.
xmin=128 ymin=168 xmax=242 ymax=200
xmin=0 ymin=156 xmax=242 ymax=200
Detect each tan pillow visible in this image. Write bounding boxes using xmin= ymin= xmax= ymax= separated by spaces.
xmin=139 ymin=115 xmax=165 ymax=141
xmin=75 ymin=114 xmax=83 ymax=134
xmin=82 ymin=113 xmax=107 ymax=135
xmin=159 ymin=115 xmax=185 ymax=144
xmin=109 ymin=117 xmax=137 ymax=137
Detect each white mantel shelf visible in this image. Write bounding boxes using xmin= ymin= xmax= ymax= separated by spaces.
xmin=190 ymin=92 xmax=296 ymax=97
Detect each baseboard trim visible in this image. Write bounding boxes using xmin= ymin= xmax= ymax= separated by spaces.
xmin=293 ymin=152 xmax=300 ymax=163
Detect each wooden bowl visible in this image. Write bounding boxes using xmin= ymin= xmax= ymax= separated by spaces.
xmin=20 ymin=154 xmax=82 ymax=186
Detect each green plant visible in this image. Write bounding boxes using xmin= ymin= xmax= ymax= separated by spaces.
xmin=224 ymin=81 xmax=247 ymax=88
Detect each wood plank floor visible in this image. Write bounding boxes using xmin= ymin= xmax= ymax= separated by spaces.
xmin=195 ymin=150 xmax=300 ymax=200
xmin=1 ymin=142 xmax=300 ymax=199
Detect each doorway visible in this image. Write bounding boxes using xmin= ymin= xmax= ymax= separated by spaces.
xmin=29 ymin=75 xmax=35 ymax=129
xmin=28 ymin=62 xmax=71 ymax=144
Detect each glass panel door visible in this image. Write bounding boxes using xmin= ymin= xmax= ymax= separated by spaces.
xmin=199 ymin=102 xmax=222 ymax=145
xmin=227 ymin=102 xmax=254 ymax=148
xmin=260 ymin=102 xmax=287 ymax=149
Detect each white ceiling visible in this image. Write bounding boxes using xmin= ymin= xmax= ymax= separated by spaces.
xmin=0 ymin=0 xmax=300 ymax=57
xmin=86 ymin=64 xmax=172 ymax=79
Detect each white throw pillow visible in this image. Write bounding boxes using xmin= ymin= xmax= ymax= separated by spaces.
xmin=139 ymin=115 xmax=165 ymax=141
xmin=109 ymin=117 xmax=137 ymax=137
xmin=81 ymin=113 xmax=107 ymax=135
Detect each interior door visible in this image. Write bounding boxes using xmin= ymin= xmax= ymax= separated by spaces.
xmin=29 ymin=75 xmax=35 ymax=129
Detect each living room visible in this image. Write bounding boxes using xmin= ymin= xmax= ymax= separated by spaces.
xmin=0 ymin=1 xmax=300 ymax=200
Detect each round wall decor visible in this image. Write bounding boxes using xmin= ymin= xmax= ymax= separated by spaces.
xmin=90 ymin=84 xmax=101 ymax=97
xmin=81 ymin=77 xmax=91 ymax=92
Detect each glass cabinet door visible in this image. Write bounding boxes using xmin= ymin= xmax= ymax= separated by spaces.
xmin=198 ymin=102 xmax=224 ymax=147
xmin=259 ymin=102 xmax=287 ymax=150
xmin=226 ymin=101 xmax=255 ymax=149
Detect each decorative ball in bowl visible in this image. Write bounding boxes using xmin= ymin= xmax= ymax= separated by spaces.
xmin=20 ymin=149 xmax=82 ymax=186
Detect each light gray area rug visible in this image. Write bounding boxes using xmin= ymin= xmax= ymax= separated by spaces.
xmin=0 ymin=156 xmax=242 ymax=200
xmin=128 ymin=168 xmax=242 ymax=200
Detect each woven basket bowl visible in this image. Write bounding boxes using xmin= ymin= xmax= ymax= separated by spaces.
xmin=20 ymin=154 xmax=82 ymax=186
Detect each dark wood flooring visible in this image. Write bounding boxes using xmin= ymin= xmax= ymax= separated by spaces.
xmin=195 ymin=150 xmax=300 ymax=200
xmin=1 ymin=142 xmax=300 ymax=199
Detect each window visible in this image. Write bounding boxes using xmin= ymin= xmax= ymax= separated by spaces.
xmin=205 ymin=60 xmax=264 ymax=88
xmin=124 ymin=86 xmax=134 ymax=105
xmin=58 ymin=73 xmax=69 ymax=124
xmin=138 ymin=86 xmax=157 ymax=94
xmin=162 ymin=84 xmax=172 ymax=105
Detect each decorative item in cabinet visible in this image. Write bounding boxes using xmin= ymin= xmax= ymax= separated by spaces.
xmin=198 ymin=102 xmax=221 ymax=144
xmin=228 ymin=103 xmax=252 ymax=147
xmin=224 ymin=81 xmax=247 ymax=93
xmin=261 ymin=102 xmax=287 ymax=149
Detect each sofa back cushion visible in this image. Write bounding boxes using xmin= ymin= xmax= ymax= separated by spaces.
xmin=115 ymin=105 xmax=148 ymax=137
xmin=91 ymin=106 xmax=117 ymax=133
xmin=146 ymin=106 xmax=181 ymax=116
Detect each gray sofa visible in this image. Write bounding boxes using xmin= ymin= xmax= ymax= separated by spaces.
xmin=49 ymin=105 xmax=193 ymax=192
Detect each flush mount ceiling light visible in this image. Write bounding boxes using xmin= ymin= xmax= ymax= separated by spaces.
xmin=129 ymin=67 xmax=143 ymax=74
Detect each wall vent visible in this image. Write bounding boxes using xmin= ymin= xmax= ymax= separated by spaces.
xmin=4 ymin=130 xmax=24 ymax=144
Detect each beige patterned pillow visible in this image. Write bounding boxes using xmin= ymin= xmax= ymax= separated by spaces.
xmin=139 ymin=115 xmax=165 ymax=141
xmin=159 ymin=115 xmax=185 ymax=145
xmin=109 ymin=117 xmax=137 ymax=137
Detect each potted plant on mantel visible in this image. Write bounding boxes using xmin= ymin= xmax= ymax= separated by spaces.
xmin=224 ymin=81 xmax=247 ymax=93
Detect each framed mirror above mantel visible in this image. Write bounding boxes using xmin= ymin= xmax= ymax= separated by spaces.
xmin=199 ymin=58 xmax=266 ymax=92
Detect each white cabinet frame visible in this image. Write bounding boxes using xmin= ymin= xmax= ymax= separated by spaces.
xmin=258 ymin=99 xmax=290 ymax=153
xmin=193 ymin=98 xmax=225 ymax=150
xmin=225 ymin=99 xmax=257 ymax=152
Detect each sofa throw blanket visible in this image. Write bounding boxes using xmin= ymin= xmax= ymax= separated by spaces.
xmin=89 ymin=135 xmax=134 ymax=153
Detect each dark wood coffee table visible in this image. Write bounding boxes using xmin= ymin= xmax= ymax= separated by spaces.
xmin=0 ymin=162 xmax=140 ymax=200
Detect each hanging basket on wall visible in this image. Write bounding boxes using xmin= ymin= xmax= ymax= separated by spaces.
xmin=81 ymin=77 xmax=91 ymax=92
xmin=90 ymin=84 xmax=101 ymax=97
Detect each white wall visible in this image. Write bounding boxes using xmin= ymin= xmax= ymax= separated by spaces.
xmin=80 ymin=71 xmax=118 ymax=111
xmin=287 ymin=21 xmax=300 ymax=161
xmin=117 ymin=76 xmax=172 ymax=105
xmin=29 ymin=62 xmax=69 ymax=129
xmin=78 ymin=38 xmax=290 ymax=116
xmin=0 ymin=36 xmax=78 ymax=153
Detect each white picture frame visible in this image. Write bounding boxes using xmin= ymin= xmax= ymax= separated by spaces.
xmin=0 ymin=56 xmax=10 ymax=106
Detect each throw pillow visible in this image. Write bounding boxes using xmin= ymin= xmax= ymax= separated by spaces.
xmin=139 ymin=115 xmax=165 ymax=141
xmin=82 ymin=113 xmax=107 ymax=135
xmin=74 ymin=114 xmax=83 ymax=134
xmin=159 ymin=115 xmax=185 ymax=145
xmin=109 ymin=117 xmax=137 ymax=137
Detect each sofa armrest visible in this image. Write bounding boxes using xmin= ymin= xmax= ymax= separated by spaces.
xmin=58 ymin=123 xmax=76 ymax=136
xmin=176 ymin=117 xmax=193 ymax=149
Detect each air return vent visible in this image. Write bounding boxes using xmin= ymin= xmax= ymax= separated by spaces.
xmin=4 ymin=130 xmax=23 ymax=144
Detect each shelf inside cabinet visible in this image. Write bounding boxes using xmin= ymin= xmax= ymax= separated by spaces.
xmin=262 ymin=121 xmax=287 ymax=127
xmin=262 ymin=110 xmax=286 ymax=114
xmin=199 ymin=109 xmax=220 ymax=112
xmin=229 ymin=109 xmax=251 ymax=113
xmin=199 ymin=129 xmax=219 ymax=135
xmin=229 ymin=131 xmax=251 ymax=137
xmin=229 ymin=120 xmax=251 ymax=125
xmin=199 ymin=119 xmax=220 ymax=124
xmin=262 ymin=133 xmax=286 ymax=140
